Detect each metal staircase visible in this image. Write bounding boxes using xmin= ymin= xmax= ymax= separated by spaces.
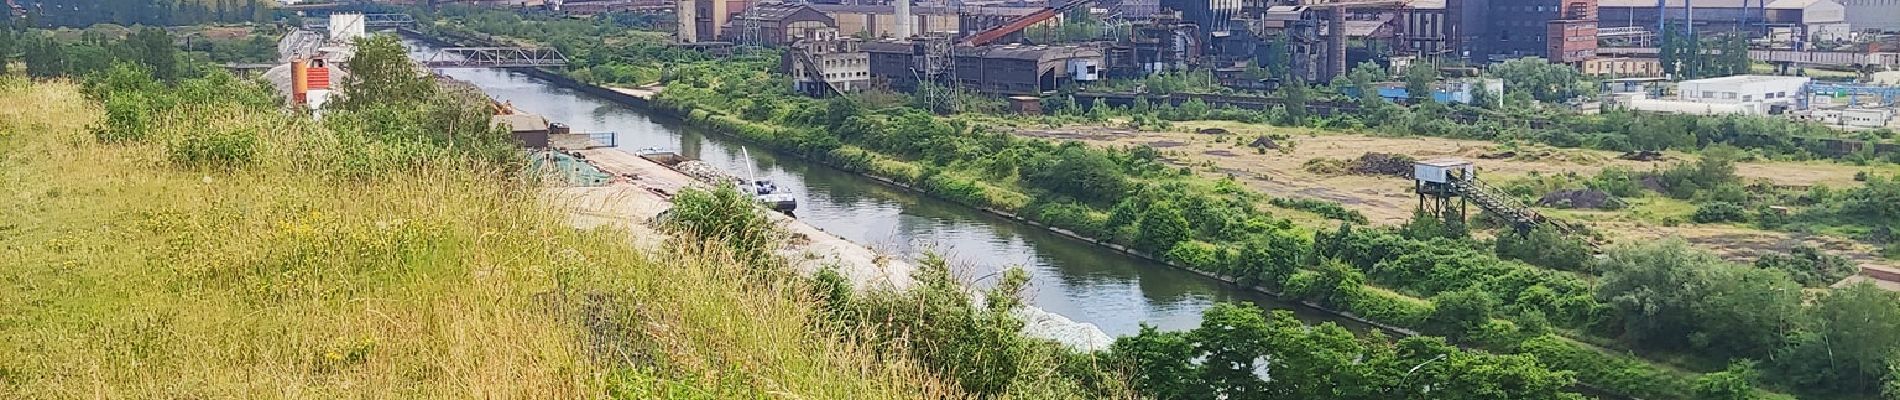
xmin=790 ymin=49 xmax=843 ymax=96
xmin=1450 ymin=177 xmax=1588 ymax=240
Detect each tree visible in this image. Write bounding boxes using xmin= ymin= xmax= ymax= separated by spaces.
xmin=1774 ymin=283 xmax=1900 ymax=394
xmin=1494 ymin=225 xmax=1591 ymax=272
xmin=1188 ymin=303 xmax=1273 ymax=398
xmin=1596 ymin=239 xmax=1802 ymax=359
xmin=128 ymin=27 xmax=178 ymax=81
xmin=1426 ymin=287 xmax=1499 ymax=340
xmin=1263 ymin=33 xmax=1291 ymax=80
xmin=1116 ymin=303 xmax=1586 ymax=399
xmin=1111 ymin=325 xmax=1198 ymax=400
xmin=1025 ymin=143 xmax=1130 ymax=204
xmin=1692 ymin=361 xmax=1760 ymax=400
xmin=337 ymin=35 xmax=437 ymax=110
xmin=1403 ymin=60 xmax=1438 ymax=104
xmin=1232 ymin=231 xmax=1306 ymax=288
xmin=1278 ymin=79 xmax=1310 ymax=123
xmin=1342 ymin=61 xmax=1386 ymax=104
xmin=0 ymin=28 xmax=14 ymax=75
xmin=22 ymin=34 xmax=64 ymax=78
xmin=1398 ymin=208 xmax=1466 ymax=240
xmin=1488 ymin=57 xmax=1586 ymax=103
xmin=1629 ymin=115 xmax=1696 ymax=151
xmin=1135 ymin=200 xmax=1192 ymax=254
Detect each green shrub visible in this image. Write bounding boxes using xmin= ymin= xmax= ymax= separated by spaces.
xmin=1339 ymin=286 xmax=1432 ymax=326
xmin=1692 ymin=202 xmax=1747 ymax=223
xmin=660 ymin=187 xmax=782 ymax=266
xmin=1494 ymin=225 xmax=1592 ymax=272
xmin=1515 ymin=335 xmax=1693 ymax=400
xmin=1754 ymin=245 xmax=1855 ymax=287
xmin=1164 ymin=240 xmax=1223 ymax=272
xmin=1268 ymin=196 xmax=1369 ymax=224
xmin=94 ymin=91 xmax=154 ymax=143
xmin=1028 ymin=199 xmax=1108 ymax=238
xmin=167 ymin=128 xmax=258 ymax=168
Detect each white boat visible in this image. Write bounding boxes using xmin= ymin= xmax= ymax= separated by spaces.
xmin=740 ymin=148 xmax=798 ymax=213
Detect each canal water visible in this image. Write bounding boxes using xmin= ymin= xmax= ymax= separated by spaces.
xmin=404 ymin=40 xmax=1353 ymax=339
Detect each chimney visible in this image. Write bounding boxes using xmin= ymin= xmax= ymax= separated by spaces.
xmin=291 ymin=59 xmax=309 ymax=106
xmin=895 ymin=0 xmax=911 ymax=38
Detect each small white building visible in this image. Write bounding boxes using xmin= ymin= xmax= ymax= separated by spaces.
xmin=1675 ymin=75 xmax=1811 ymax=114
xmin=1624 ymin=94 xmax=1757 ymax=115
xmin=1804 ymin=108 xmax=1897 ymax=129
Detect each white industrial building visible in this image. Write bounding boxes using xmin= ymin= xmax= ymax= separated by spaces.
xmin=1620 ymin=75 xmax=1812 ymax=116
xmin=1676 ymin=75 xmax=1811 ymax=113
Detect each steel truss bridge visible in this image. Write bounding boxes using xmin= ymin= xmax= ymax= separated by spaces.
xmin=306 ymin=13 xmax=417 ymax=30
xmin=423 ymin=47 xmax=570 ymax=68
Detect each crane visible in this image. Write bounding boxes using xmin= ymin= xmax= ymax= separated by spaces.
xmin=958 ymin=0 xmax=1098 ymax=47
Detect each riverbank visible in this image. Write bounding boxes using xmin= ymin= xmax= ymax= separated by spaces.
xmin=395 ymin=27 xmax=1759 ymax=399
xmin=547 ymin=136 xmax=1117 ymax=350
xmin=575 ymin=69 xmax=1423 ymax=337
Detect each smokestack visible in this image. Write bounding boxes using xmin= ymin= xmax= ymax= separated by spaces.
xmin=895 ymin=0 xmax=911 ymax=38
xmin=291 ymin=59 xmax=309 ymax=106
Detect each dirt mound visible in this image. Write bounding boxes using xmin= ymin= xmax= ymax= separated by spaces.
xmin=1302 ymin=158 xmax=1351 ymax=174
xmin=1640 ymin=175 xmax=1669 ymax=193
xmin=1477 ymin=151 xmax=1517 ymax=160
xmin=1204 ymin=150 xmax=1238 ymax=157
xmin=1537 ymin=189 xmax=1620 ymax=209
xmin=1147 ymin=140 xmax=1186 ymax=148
xmin=1348 ymin=152 xmax=1416 ymax=177
xmin=1249 ymin=136 xmax=1280 ymax=149
xmin=1196 ymin=128 xmax=1230 ymax=135
xmin=1619 ymin=150 xmax=1666 ymax=161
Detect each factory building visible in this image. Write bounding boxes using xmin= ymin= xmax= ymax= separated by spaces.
xmin=1597 ymin=0 xmax=1848 ymax=41
xmin=1764 ymin=0 xmax=1849 ymax=41
xmin=677 ymin=0 xmax=733 ymax=42
xmin=952 ymin=45 xmax=1104 ymax=95
xmin=1448 ymin=0 xmax=1599 ymax=64
xmin=786 ymin=30 xmax=876 ymax=95
xmin=556 ymin=0 xmax=670 ymax=15
xmin=807 ymin=4 xmax=1041 ymax=38
xmin=1839 ymin=0 xmax=1900 ymax=32
xmin=1399 ymin=0 xmax=1452 ymax=56
xmin=723 ymin=3 xmax=834 ymax=45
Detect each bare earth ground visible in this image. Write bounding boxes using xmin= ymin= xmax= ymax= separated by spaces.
xmin=1014 ymin=120 xmax=1898 ymax=268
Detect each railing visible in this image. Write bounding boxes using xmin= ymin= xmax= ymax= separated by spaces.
xmin=1451 ymin=176 xmax=1596 ymax=244
xmin=422 ymin=47 xmax=570 ymax=68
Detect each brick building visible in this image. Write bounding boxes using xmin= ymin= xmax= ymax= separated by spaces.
xmin=1449 ymin=0 xmax=1598 ymax=64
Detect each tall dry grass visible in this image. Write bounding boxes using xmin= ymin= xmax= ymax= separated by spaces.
xmin=0 ymin=78 xmax=960 ymax=399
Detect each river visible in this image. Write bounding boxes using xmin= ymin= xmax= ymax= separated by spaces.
xmin=402 ymin=39 xmax=1355 ymax=339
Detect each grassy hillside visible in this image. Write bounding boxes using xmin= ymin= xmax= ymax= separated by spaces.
xmin=0 ymin=76 xmax=958 ymax=398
